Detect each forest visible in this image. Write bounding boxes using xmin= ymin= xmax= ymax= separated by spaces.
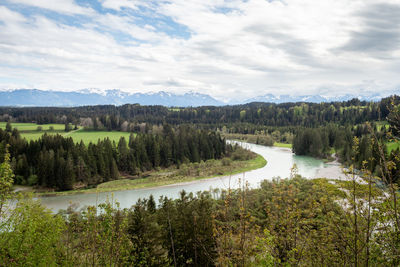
xmin=0 ymin=125 xmax=227 ymax=191
xmin=0 ymin=96 xmax=397 ymax=129
xmin=1 ymin=97 xmax=400 ymax=266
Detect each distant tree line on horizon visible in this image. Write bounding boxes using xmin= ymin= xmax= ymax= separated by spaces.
xmin=0 ymin=96 xmax=398 ymax=130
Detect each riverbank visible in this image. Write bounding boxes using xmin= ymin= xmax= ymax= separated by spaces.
xmin=222 ymin=133 xmax=293 ymax=149
xmin=34 ymin=153 xmax=267 ymax=197
xmin=39 ymin=142 xmax=331 ymax=212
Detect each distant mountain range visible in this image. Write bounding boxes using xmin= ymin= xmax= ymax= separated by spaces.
xmin=0 ymin=89 xmax=224 ymax=107
xmin=0 ymin=89 xmax=396 ymax=107
xmin=245 ymin=93 xmax=387 ymax=104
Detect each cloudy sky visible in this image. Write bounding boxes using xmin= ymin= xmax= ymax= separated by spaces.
xmin=0 ymin=0 xmax=399 ymax=101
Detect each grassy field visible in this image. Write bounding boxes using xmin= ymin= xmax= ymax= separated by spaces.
xmin=22 ymin=132 xmax=61 ymax=141
xmin=0 ymin=122 xmax=65 ymax=131
xmin=36 ymin=154 xmax=267 ymax=196
xmin=1 ymin=122 xmax=67 ymax=141
xmin=273 ymin=142 xmax=292 ymax=148
xmin=1 ymin=122 xmax=133 ymax=144
xmin=65 ymin=130 xmax=132 ymax=145
xmin=20 ymin=129 xmax=133 ymax=144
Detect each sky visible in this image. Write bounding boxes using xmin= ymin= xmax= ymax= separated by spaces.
xmin=0 ymin=0 xmax=399 ymax=102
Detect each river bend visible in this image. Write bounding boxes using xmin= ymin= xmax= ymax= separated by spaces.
xmin=40 ymin=142 xmax=329 ymax=212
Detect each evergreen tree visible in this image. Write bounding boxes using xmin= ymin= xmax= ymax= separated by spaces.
xmin=110 ymin=159 xmax=119 ymax=180
xmin=62 ymin=153 xmax=75 ymax=190
xmin=5 ymin=122 xmax=12 ymax=133
xmin=117 ymin=137 xmax=129 ymax=171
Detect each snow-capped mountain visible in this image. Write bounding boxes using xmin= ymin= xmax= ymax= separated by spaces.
xmin=245 ymin=92 xmax=396 ymax=104
xmin=0 ymin=89 xmax=224 ymax=107
xmin=245 ymin=94 xmax=329 ymax=103
xmin=0 ymin=89 xmax=396 ymax=107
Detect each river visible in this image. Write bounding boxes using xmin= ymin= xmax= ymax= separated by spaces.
xmin=40 ymin=142 xmax=335 ymax=212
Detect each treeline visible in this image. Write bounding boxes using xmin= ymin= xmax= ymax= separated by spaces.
xmin=1 ymin=96 xmax=399 ymax=130
xmin=291 ymin=123 xmax=374 ymax=159
xmin=293 ymin=124 xmax=385 ymax=168
xmin=0 ymin=125 xmax=227 ymax=190
xmin=292 ymin=116 xmax=400 ymax=186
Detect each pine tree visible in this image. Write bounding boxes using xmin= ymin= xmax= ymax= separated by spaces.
xmin=62 ymin=153 xmax=76 ymax=190
xmin=127 ymin=150 xmax=137 ymax=175
xmin=110 ymin=159 xmax=119 ymax=180
xmin=117 ymin=137 xmax=128 ymax=171
xmin=76 ymin=156 xmax=88 ymax=183
xmin=147 ymin=194 xmax=156 ymax=213
xmin=5 ymin=122 xmax=12 ymax=133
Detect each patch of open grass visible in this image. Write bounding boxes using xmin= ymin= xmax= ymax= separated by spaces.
xmin=21 ymin=129 xmax=133 ymax=145
xmin=65 ymin=130 xmax=133 ymax=145
xmin=273 ymin=142 xmax=292 ymax=148
xmin=0 ymin=122 xmax=65 ymax=131
xmin=21 ymin=131 xmax=64 ymax=142
xmin=1 ymin=122 xmax=134 ymax=144
xmin=0 ymin=122 xmax=70 ymax=141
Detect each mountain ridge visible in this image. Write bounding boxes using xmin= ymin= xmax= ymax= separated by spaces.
xmin=0 ymin=89 xmax=396 ymax=107
xmin=0 ymin=89 xmax=224 ymax=107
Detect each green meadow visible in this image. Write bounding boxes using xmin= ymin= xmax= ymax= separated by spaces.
xmin=64 ymin=130 xmax=132 ymax=145
xmin=0 ymin=122 xmax=65 ymax=131
xmin=1 ymin=122 xmax=133 ymax=144
xmin=273 ymin=142 xmax=292 ymax=148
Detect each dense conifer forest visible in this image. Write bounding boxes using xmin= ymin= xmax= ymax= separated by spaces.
xmin=0 ymin=125 xmax=227 ymax=190
xmin=0 ymin=96 xmax=397 ymax=129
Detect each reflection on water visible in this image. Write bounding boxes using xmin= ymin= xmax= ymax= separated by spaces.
xmin=40 ymin=141 xmax=327 ymax=212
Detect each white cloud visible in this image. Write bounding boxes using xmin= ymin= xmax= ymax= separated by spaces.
xmin=7 ymin=0 xmax=94 ymax=15
xmin=0 ymin=0 xmax=400 ymax=101
xmin=0 ymin=5 xmax=27 ymax=23
xmin=101 ymin=0 xmax=141 ymax=11
xmin=92 ymin=13 xmax=169 ymax=43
